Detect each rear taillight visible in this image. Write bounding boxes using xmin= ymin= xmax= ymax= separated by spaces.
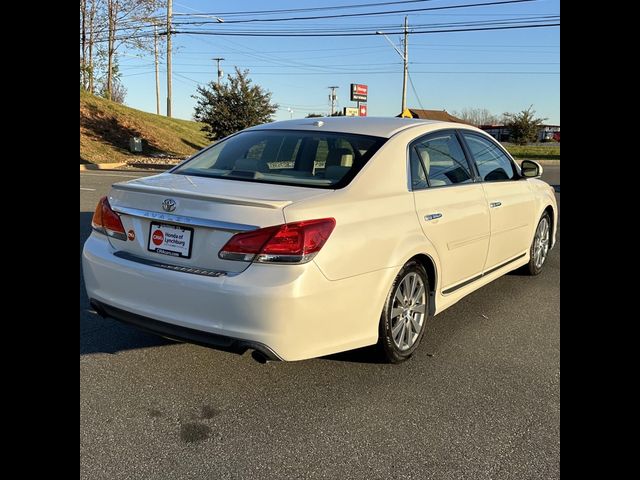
xmin=91 ymin=196 xmax=127 ymax=241
xmin=219 ymin=218 xmax=336 ymax=264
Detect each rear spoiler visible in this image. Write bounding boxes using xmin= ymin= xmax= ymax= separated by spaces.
xmin=111 ymin=183 xmax=293 ymax=209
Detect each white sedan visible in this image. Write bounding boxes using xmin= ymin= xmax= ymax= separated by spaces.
xmin=82 ymin=117 xmax=557 ymax=363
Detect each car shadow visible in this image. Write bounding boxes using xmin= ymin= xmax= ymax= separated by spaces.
xmin=319 ymin=345 xmax=387 ymax=364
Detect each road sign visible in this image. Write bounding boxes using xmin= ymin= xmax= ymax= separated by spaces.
xmin=350 ymin=84 xmax=368 ymax=102
xmin=343 ymin=107 xmax=359 ymax=116
xmin=359 ymin=104 xmax=368 ymax=117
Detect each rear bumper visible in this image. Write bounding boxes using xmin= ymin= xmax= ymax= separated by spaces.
xmin=90 ymin=299 xmax=281 ymax=361
xmin=82 ymin=233 xmax=394 ymax=361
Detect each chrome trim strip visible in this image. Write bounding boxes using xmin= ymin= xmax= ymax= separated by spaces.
xmin=113 ymin=251 xmax=229 ymax=277
xmin=111 ymin=205 xmax=258 ymax=232
xmin=441 ymin=252 xmax=526 ymax=295
xmin=483 ymin=252 xmax=527 ymax=276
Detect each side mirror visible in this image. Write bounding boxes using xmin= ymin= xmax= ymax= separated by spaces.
xmin=521 ymin=160 xmax=543 ymax=178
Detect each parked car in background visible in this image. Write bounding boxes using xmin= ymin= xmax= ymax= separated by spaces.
xmin=82 ymin=117 xmax=557 ymax=363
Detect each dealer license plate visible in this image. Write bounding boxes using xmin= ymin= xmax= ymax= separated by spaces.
xmin=147 ymin=222 xmax=193 ymax=258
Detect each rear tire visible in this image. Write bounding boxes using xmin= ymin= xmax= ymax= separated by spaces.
xmin=523 ymin=212 xmax=551 ymax=276
xmin=377 ymin=260 xmax=429 ymax=363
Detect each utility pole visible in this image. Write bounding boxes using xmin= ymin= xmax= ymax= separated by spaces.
xmin=401 ymin=15 xmax=408 ymax=114
xmin=376 ymin=17 xmax=410 ymax=115
xmin=166 ymin=0 xmax=172 ymax=117
xmin=328 ymin=86 xmax=339 ymax=116
xmin=154 ymin=24 xmax=160 ymax=115
xmin=212 ymin=57 xmax=225 ymax=87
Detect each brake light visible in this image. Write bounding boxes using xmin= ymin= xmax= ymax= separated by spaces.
xmin=219 ymin=218 xmax=336 ymax=264
xmin=91 ymin=196 xmax=127 ymax=241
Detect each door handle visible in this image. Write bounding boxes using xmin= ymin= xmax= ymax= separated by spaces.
xmin=424 ymin=213 xmax=443 ymax=221
xmin=489 ymin=201 xmax=502 ymax=208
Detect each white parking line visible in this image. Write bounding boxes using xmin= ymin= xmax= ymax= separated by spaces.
xmin=80 ymin=172 xmax=150 ymax=178
xmin=80 ymin=187 xmax=96 ymax=191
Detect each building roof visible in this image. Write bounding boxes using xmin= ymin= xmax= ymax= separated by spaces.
xmin=397 ymin=109 xmax=470 ymax=124
xmin=246 ymin=116 xmax=448 ymax=139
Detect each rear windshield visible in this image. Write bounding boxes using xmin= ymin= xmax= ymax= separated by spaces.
xmin=172 ymin=129 xmax=387 ymax=189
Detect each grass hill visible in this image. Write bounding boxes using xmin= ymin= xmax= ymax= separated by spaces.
xmin=80 ymin=90 xmax=210 ymax=164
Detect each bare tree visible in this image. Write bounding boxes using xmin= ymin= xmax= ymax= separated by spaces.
xmin=86 ymin=0 xmax=106 ymax=94
xmin=81 ymin=0 xmax=87 ymax=88
xmin=452 ymin=107 xmax=499 ymax=126
xmin=83 ymin=1 xmax=163 ymax=97
xmin=104 ymin=0 xmax=160 ymax=100
xmin=98 ymin=58 xmax=128 ymax=103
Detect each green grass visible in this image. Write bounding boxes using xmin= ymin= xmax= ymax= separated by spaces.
xmin=504 ymin=144 xmax=560 ymax=161
xmin=80 ymin=90 xmax=210 ymax=164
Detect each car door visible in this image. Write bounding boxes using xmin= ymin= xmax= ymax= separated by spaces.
xmin=410 ymin=130 xmax=491 ymax=293
xmin=459 ymin=131 xmax=536 ymax=271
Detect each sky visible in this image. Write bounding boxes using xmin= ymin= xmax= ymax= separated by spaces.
xmin=117 ymin=0 xmax=560 ymax=124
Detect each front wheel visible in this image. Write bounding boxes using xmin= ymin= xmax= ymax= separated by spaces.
xmin=378 ymin=261 xmax=429 ymax=363
xmin=523 ymin=212 xmax=551 ymax=275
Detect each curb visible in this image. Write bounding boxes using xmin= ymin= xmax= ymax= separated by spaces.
xmin=126 ymin=163 xmax=175 ymax=170
xmin=80 ymin=162 xmax=127 ymax=171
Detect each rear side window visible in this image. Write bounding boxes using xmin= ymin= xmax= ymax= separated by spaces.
xmin=462 ymin=132 xmax=516 ymax=181
xmin=409 ymin=132 xmax=473 ymax=189
xmin=173 ymin=130 xmax=385 ymax=189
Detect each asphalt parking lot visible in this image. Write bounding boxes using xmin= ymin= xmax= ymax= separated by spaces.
xmin=80 ymin=167 xmax=560 ymax=480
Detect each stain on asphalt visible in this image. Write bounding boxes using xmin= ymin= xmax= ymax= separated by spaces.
xmin=147 ymin=408 xmax=162 ymax=418
xmin=201 ymin=405 xmax=219 ymax=419
xmin=180 ymin=423 xmax=211 ymax=443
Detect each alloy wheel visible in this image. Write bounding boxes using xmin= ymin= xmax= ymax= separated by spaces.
xmin=390 ymin=272 xmax=427 ymax=351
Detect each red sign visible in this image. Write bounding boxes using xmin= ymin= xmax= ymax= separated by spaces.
xmin=152 ymin=230 xmax=164 ymax=245
xmin=350 ymin=83 xmax=368 ymax=102
xmin=359 ymin=104 xmax=367 ymax=117
xmin=354 ymin=84 xmax=367 ymax=95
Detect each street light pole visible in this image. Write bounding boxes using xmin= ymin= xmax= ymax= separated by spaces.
xmin=402 ymin=16 xmax=408 ymax=114
xmin=376 ymin=16 xmax=409 ymax=115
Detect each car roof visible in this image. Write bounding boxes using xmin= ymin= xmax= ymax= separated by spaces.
xmin=245 ymin=116 xmax=476 ymax=139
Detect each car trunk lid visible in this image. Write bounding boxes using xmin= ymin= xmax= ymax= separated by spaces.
xmin=106 ymin=172 xmax=330 ymax=274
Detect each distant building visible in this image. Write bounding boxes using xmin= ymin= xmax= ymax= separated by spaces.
xmin=538 ymin=125 xmax=560 ymax=142
xmin=397 ymin=108 xmax=471 ymax=124
xmin=479 ymin=125 xmax=511 ymax=142
xmin=479 ymin=124 xmax=560 ymax=142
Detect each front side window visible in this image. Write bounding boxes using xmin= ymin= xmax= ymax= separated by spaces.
xmin=409 ymin=131 xmax=474 ymax=189
xmin=172 ymin=130 xmax=386 ymax=189
xmin=462 ymin=132 xmax=516 ymax=181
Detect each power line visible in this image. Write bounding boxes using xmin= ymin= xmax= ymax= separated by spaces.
xmin=161 ymin=70 xmax=561 ymax=76
xmin=169 ymin=15 xmax=559 ymax=33
xmin=109 ymin=0 xmax=537 ymax=32
xmin=170 ymin=0 xmax=535 ymax=25
xmin=407 ymin=71 xmax=425 ymax=110
xmin=173 ymin=0 xmax=436 ymax=17
xmin=174 ymin=23 xmax=560 ymax=38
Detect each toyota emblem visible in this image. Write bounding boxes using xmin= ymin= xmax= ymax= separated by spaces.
xmin=162 ymin=198 xmax=177 ymax=212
